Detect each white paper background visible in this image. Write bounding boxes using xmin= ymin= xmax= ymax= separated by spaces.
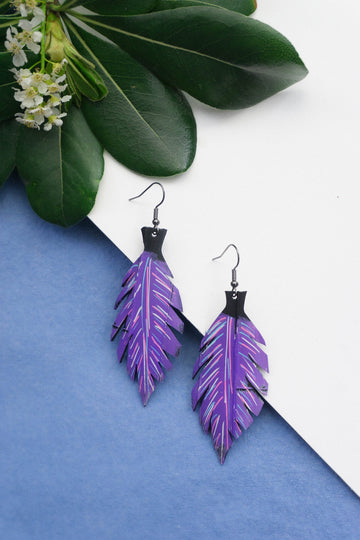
xmin=89 ymin=0 xmax=360 ymax=495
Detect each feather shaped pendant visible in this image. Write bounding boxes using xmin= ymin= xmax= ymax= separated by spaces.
xmin=111 ymin=226 xmax=184 ymax=405
xmin=192 ymin=290 xmax=268 ymax=463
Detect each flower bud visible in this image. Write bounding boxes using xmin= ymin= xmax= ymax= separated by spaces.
xmin=45 ymin=13 xmax=66 ymax=62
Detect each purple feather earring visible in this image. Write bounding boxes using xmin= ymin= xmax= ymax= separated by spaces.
xmin=111 ymin=182 xmax=184 ymax=406
xmin=192 ymin=244 xmax=269 ymax=463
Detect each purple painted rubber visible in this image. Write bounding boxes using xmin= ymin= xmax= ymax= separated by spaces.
xmin=111 ymin=232 xmax=183 ymax=406
xmin=192 ymin=293 xmax=268 ymax=463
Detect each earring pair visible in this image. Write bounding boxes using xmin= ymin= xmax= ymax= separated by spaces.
xmin=111 ymin=183 xmax=268 ymax=463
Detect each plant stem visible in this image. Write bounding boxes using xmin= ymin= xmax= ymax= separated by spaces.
xmin=29 ymin=59 xmax=42 ymax=70
xmin=0 ymin=0 xmax=9 ymax=9
xmin=40 ymin=1 xmax=47 ymax=72
xmin=0 ymin=18 xmax=20 ymax=27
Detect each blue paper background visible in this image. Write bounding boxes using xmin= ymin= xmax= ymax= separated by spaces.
xmin=1 ymin=176 xmax=359 ymax=540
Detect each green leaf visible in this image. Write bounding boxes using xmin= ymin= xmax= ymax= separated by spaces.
xmin=0 ymin=51 xmax=17 ymax=122
xmin=0 ymin=118 xmax=18 ymax=187
xmin=78 ymin=7 xmax=308 ymax=109
xmin=66 ymin=59 xmax=107 ymax=101
xmin=0 ymin=50 xmax=11 ymax=82
xmin=66 ymin=20 xmax=196 ymax=176
xmin=17 ymin=106 xmax=104 ymax=227
xmin=85 ymin=0 xmax=156 ymax=15
xmin=61 ymin=0 xmax=156 ymax=14
xmin=153 ymin=0 xmax=257 ymax=16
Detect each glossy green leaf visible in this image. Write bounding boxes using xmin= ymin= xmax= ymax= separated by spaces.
xmin=153 ymin=0 xmax=257 ymax=16
xmin=0 ymin=50 xmax=12 ymax=82
xmin=0 ymin=81 xmax=15 ymax=124
xmin=66 ymin=20 xmax=196 ymax=176
xmin=85 ymin=0 xmax=156 ymax=15
xmin=61 ymin=0 xmax=156 ymax=14
xmin=79 ymin=7 xmax=308 ymax=109
xmin=66 ymin=60 xmax=107 ymax=101
xmin=0 ymin=51 xmax=18 ymax=121
xmin=0 ymin=118 xmax=18 ymax=187
xmin=17 ymin=106 xmax=104 ymax=227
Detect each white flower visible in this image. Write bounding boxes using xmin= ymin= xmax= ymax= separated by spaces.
xmin=6 ymin=26 xmax=17 ymax=40
xmin=47 ymin=94 xmax=62 ymax=107
xmin=31 ymin=71 xmax=51 ymax=95
xmin=47 ymin=74 xmax=68 ymax=95
xmin=19 ymin=4 xmax=28 ymax=17
xmin=18 ymin=19 xmax=31 ymax=31
xmin=21 ymin=32 xmax=42 ymax=54
xmin=14 ymin=20 xmax=42 ymax=54
xmin=14 ymin=86 xmax=43 ymax=109
xmin=5 ymin=39 xmax=27 ymax=67
xmin=50 ymin=93 xmax=72 ymax=107
xmin=5 ymin=26 xmax=28 ymax=66
xmin=31 ymin=30 xmax=42 ymax=43
xmin=30 ymin=6 xmax=45 ymax=27
xmin=43 ymin=111 xmax=67 ymax=131
xmin=47 ymin=82 xmax=67 ymax=94
xmin=29 ymin=102 xmax=53 ymax=125
xmin=26 ymin=39 xmax=41 ymax=54
xmin=53 ymin=74 xmax=66 ymax=84
xmin=15 ymin=110 xmax=41 ymax=129
xmin=11 ymin=67 xmax=33 ymax=89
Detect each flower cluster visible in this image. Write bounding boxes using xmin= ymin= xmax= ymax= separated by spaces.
xmin=4 ymin=1 xmax=73 ymax=130
xmin=12 ymin=62 xmax=71 ymax=130
xmin=5 ymin=2 xmax=44 ymax=67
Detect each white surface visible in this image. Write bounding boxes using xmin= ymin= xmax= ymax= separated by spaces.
xmin=89 ymin=0 xmax=360 ymax=495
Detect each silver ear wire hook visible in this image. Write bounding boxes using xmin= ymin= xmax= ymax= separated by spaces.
xmin=129 ymin=182 xmax=165 ymax=233
xmin=212 ymin=244 xmax=240 ymax=296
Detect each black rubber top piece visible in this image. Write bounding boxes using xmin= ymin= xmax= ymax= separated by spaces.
xmin=142 ymin=227 xmax=167 ymax=261
xmin=222 ymin=290 xmax=250 ymax=320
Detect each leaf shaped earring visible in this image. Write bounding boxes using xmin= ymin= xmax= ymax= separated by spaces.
xmin=192 ymin=244 xmax=269 ymax=463
xmin=111 ymin=182 xmax=184 ymax=406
